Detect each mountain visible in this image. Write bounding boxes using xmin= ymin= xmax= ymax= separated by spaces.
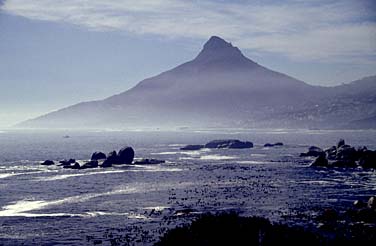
xmin=18 ymin=36 xmax=376 ymax=129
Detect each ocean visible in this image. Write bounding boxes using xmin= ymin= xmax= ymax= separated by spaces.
xmin=0 ymin=129 xmax=375 ymax=245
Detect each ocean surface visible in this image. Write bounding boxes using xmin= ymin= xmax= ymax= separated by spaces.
xmin=0 ymin=129 xmax=376 ymax=245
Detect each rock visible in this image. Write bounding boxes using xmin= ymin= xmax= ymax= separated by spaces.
xmin=318 ymin=208 xmax=338 ymax=222
xmin=359 ymin=150 xmax=376 ymax=169
xmin=368 ymin=196 xmax=376 ymax=209
xmin=41 ymin=160 xmax=54 ymax=165
xmin=311 ymin=154 xmax=328 ymax=167
xmin=91 ymin=152 xmax=106 ymax=160
xmin=134 ymin=159 xmax=165 ymax=165
xmin=337 ymin=139 xmax=345 ymax=148
xmin=204 ymin=139 xmax=253 ymax=149
xmin=300 ymin=146 xmax=324 ymax=157
xmin=81 ymin=160 xmax=98 ymax=169
xmin=264 ymin=142 xmax=284 ymax=147
xmin=180 ymin=145 xmax=204 ymax=150
xmin=100 ymin=160 xmax=112 ymax=168
xmin=228 ymin=140 xmax=253 ymax=149
xmin=353 ymin=200 xmax=366 ymax=209
xmin=117 ymin=147 xmax=135 ymax=164
xmin=107 ymin=151 xmax=118 ymax=162
xmin=101 ymin=151 xmax=117 ymax=167
xmin=324 ymin=146 xmax=337 ymax=160
xmin=64 ymin=162 xmax=82 ymax=169
xmin=331 ymin=160 xmax=357 ymax=168
xmin=58 ymin=159 xmax=76 ymax=166
xmin=71 ymin=162 xmax=81 ymax=169
xmin=336 ymin=145 xmax=358 ymax=161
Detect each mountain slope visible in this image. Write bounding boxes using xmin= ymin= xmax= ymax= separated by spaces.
xmin=18 ymin=36 xmax=376 ymax=129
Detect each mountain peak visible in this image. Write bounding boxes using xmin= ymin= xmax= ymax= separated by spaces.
xmin=203 ymin=36 xmax=233 ymax=50
xmin=194 ymin=36 xmax=255 ymax=67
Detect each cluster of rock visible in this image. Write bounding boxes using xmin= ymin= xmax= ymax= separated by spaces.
xmin=300 ymin=139 xmax=376 ymax=168
xmin=41 ymin=146 xmax=141 ymax=169
xmin=181 ymin=139 xmax=253 ymax=151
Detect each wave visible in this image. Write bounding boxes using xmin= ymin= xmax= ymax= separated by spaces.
xmin=38 ymin=170 xmax=126 ymax=181
xmin=0 ymin=170 xmax=51 ymax=179
xmin=36 ymin=165 xmax=182 ymax=181
xmin=237 ymin=161 xmax=266 ymax=165
xmin=200 ymin=155 xmax=236 ymax=160
xmin=152 ymin=151 xmax=179 ymax=155
xmin=250 ymin=154 xmax=267 ymax=157
xmin=0 ymin=186 xmax=139 ymax=217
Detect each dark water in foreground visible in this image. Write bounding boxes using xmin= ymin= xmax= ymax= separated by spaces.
xmin=0 ymin=129 xmax=375 ymax=245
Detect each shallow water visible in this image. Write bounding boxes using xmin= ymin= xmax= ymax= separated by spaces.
xmin=0 ymin=129 xmax=375 ymax=245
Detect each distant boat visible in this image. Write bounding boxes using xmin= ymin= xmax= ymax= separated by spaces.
xmin=63 ymin=135 xmax=70 ymax=138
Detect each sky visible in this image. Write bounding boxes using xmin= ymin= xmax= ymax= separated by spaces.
xmin=0 ymin=0 xmax=375 ymax=127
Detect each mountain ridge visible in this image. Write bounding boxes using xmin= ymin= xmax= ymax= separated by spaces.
xmin=18 ymin=36 xmax=376 ymax=129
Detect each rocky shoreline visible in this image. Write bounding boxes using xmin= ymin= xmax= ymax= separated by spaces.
xmin=37 ymin=138 xmax=376 ymax=244
xmin=300 ymin=139 xmax=376 ymax=168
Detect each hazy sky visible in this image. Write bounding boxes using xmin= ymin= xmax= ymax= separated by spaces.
xmin=0 ymin=0 xmax=375 ymax=127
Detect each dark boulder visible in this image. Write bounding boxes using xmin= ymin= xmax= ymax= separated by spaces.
xmin=58 ymin=159 xmax=76 ymax=166
xmin=118 ymin=147 xmax=135 ymax=164
xmin=353 ymin=200 xmax=366 ymax=209
xmin=331 ymin=160 xmax=357 ymax=168
xmin=62 ymin=162 xmax=81 ymax=169
xmin=336 ymin=145 xmax=357 ymax=161
xmin=101 ymin=151 xmax=117 ymax=167
xmin=204 ymin=139 xmax=253 ymax=149
xmin=41 ymin=160 xmax=54 ymax=166
xmin=82 ymin=160 xmax=98 ymax=169
xmin=134 ymin=159 xmax=165 ymax=165
xmin=337 ymin=139 xmax=345 ymax=148
xmin=324 ymin=146 xmax=337 ymax=160
xmin=229 ymin=140 xmax=253 ymax=149
xmin=359 ymin=150 xmax=376 ymax=169
xmin=300 ymin=146 xmax=324 ymax=157
xmin=310 ymin=154 xmax=328 ymax=167
xmin=91 ymin=152 xmax=106 ymax=160
xmin=100 ymin=160 xmax=112 ymax=168
xmin=71 ymin=162 xmax=81 ymax=169
xmin=264 ymin=142 xmax=283 ymax=147
xmin=180 ymin=145 xmax=204 ymax=150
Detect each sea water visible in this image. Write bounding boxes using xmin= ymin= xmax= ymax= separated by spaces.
xmin=0 ymin=129 xmax=375 ymax=245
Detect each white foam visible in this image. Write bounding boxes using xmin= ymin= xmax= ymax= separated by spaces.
xmin=0 ymin=171 xmax=49 ymax=179
xmin=200 ymin=155 xmax=236 ymax=160
xmin=39 ymin=170 xmax=126 ymax=181
xmin=144 ymin=206 xmax=169 ymax=211
xmin=129 ymin=165 xmax=182 ymax=172
xmin=179 ymin=157 xmax=195 ymax=160
xmin=181 ymin=149 xmax=211 ymax=156
xmin=250 ymin=154 xmax=267 ymax=157
xmin=237 ymin=160 xmax=266 ymax=165
xmin=0 ymin=186 xmax=138 ymax=217
xmin=299 ymin=180 xmax=333 ymax=185
xmin=152 ymin=151 xmax=179 ymax=155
